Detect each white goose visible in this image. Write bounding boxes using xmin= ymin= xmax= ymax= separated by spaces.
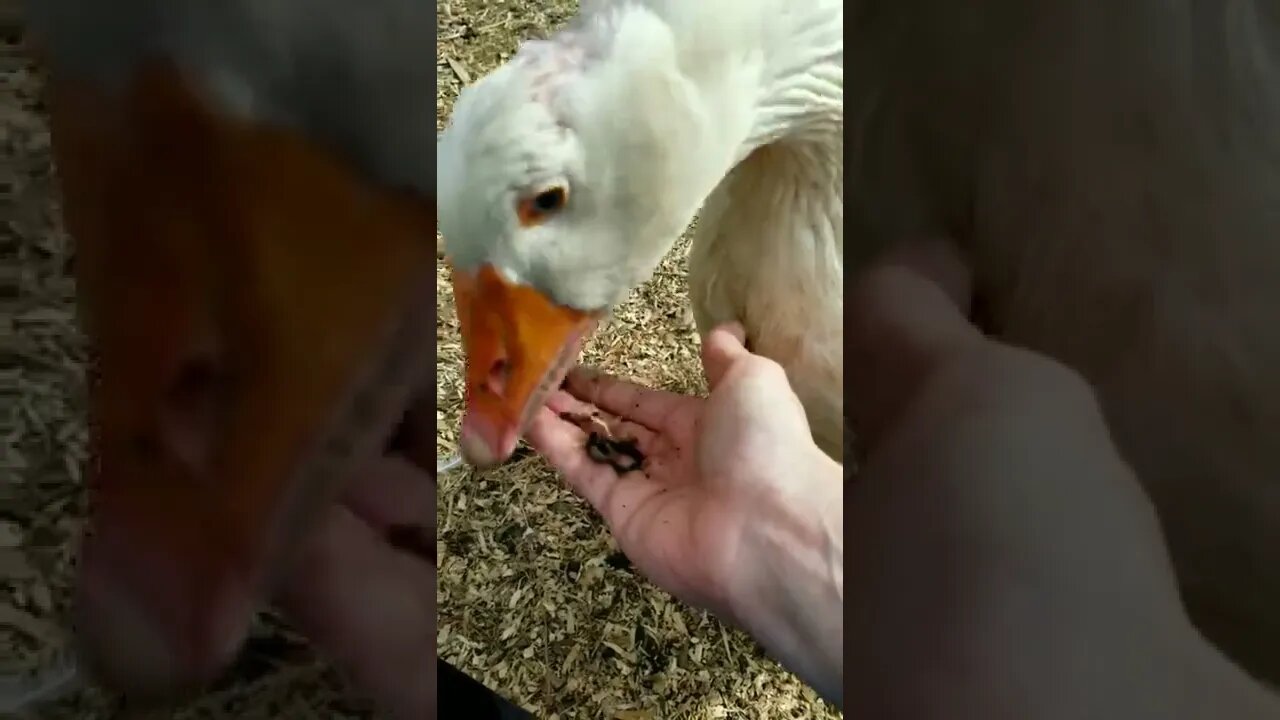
xmin=437 ymin=0 xmax=844 ymax=468
xmin=439 ymin=0 xmax=1280 ymax=691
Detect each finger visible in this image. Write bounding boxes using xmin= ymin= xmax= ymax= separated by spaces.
xmin=564 ymin=366 xmax=689 ymax=431
xmin=276 ymin=506 xmax=435 ymax=720
xmin=524 ymin=405 xmax=623 ymax=495
xmin=543 ymin=388 xmax=595 ymax=416
xmin=526 ymin=406 xmax=673 ymax=525
xmin=875 ymin=237 xmax=973 ymax=313
xmin=847 ymin=238 xmax=983 ymax=446
xmin=544 ymin=390 xmax=659 ymax=444
xmin=341 ymin=456 xmax=434 ymax=533
xmin=700 ymin=323 xmax=750 ymax=389
xmin=540 ymin=393 xmax=690 ymax=488
xmin=525 ymin=406 xmax=647 ymax=508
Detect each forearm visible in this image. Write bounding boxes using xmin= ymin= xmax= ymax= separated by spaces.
xmin=727 ymin=447 xmax=844 ymax=709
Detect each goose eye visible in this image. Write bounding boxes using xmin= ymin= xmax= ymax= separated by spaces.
xmin=517 ymin=186 xmax=568 ymax=226
xmin=534 ymin=187 xmax=566 ymax=211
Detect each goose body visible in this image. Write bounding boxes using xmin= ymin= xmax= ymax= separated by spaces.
xmin=438 ymin=0 xmax=845 ymax=465
xmin=690 ymin=127 xmax=844 ymax=461
xmin=854 ymin=0 xmax=1280 ymax=683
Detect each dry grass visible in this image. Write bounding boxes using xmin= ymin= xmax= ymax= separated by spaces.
xmin=435 ymin=2 xmax=839 ymax=718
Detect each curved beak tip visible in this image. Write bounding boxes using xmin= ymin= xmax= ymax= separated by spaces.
xmin=458 ymin=416 xmax=518 ymax=469
xmin=71 ymin=516 xmax=256 ymax=700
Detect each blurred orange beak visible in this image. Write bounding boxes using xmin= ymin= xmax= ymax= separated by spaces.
xmin=47 ymin=63 xmax=435 ymax=698
xmin=451 ymin=264 xmax=598 ymax=468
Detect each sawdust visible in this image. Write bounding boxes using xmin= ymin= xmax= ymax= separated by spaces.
xmin=1 ymin=20 xmax=107 ymax=718
xmin=436 ymin=1 xmax=841 ymax=718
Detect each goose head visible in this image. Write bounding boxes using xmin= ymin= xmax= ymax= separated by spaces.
xmin=439 ymin=10 xmax=750 ymax=467
xmin=29 ymin=0 xmax=436 ymax=699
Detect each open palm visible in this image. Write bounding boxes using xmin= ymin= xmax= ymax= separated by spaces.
xmin=525 ymin=324 xmax=833 ymax=621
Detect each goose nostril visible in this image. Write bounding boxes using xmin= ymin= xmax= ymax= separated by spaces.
xmin=157 ymin=352 xmax=229 ymax=475
xmin=487 ymin=358 xmax=510 ymax=396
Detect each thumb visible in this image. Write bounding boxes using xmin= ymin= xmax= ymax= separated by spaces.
xmin=701 ymin=322 xmax=750 ymax=389
xmin=847 ymin=238 xmax=982 ymax=446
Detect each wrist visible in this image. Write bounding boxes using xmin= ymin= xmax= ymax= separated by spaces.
xmin=725 ymin=444 xmax=844 ymax=707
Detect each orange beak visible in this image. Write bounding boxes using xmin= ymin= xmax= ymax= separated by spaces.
xmin=451 ymin=264 xmax=598 ymax=467
xmin=46 ymin=63 xmax=435 ymax=697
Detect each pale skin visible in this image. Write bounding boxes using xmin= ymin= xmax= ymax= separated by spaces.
xmin=273 ymin=242 xmax=1280 ymax=719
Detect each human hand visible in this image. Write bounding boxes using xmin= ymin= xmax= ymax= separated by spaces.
xmin=522 ymin=319 xmax=846 ymax=710
xmin=523 ymin=323 xmax=839 ymax=626
xmin=272 ymin=423 xmax=436 ymax=720
xmin=843 ymin=240 xmax=1278 ymax=718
